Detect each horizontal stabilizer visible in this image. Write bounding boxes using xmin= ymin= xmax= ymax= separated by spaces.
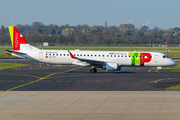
xmin=5 ymin=50 xmax=26 ymax=55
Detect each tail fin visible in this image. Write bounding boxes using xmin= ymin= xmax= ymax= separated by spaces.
xmin=8 ymin=26 xmax=39 ymax=51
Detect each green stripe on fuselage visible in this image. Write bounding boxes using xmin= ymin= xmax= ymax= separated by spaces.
xmin=129 ymin=52 xmax=141 ymax=66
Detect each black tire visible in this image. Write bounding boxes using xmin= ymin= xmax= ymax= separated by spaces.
xmin=90 ymin=69 xmax=95 ymax=73
xmin=94 ymin=68 xmax=97 ymax=73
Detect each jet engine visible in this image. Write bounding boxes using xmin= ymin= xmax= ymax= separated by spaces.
xmin=102 ymin=63 xmax=120 ymax=71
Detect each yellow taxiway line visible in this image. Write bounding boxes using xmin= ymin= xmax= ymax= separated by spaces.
xmin=0 ymin=67 xmax=80 ymax=94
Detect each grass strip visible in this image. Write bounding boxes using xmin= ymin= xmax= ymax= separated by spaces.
xmin=166 ymin=85 xmax=180 ymax=89
xmin=0 ymin=63 xmax=29 ymax=69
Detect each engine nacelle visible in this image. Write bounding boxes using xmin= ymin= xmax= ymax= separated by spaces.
xmin=103 ymin=63 xmax=120 ymax=71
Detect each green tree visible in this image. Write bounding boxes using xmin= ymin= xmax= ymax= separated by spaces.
xmin=62 ymin=28 xmax=75 ymax=36
xmin=38 ymin=29 xmax=43 ymax=34
xmin=140 ymin=25 xmax=149 ymax=32
xmin=113 ymin=37 xmax=122 ymax=44
xmin=31 ymin=21 xmax=45 ymax=29
xmin=0 ymin=25 xmax=5 ymax=34
xmin=51 ymin=29 xmax=56 ymax=34
xmin=173 ymin=31 xmax=180 ymax=38
xmin=119 ymin=24 xmax=135 ymax=31
xmin=46 ymin=24 xmax=59 ymax=30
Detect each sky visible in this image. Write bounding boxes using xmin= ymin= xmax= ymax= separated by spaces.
xmin=0 ymin=0 xmax=180 ymax=29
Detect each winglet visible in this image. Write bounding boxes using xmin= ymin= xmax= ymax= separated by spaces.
xmin=67 ymin=50 xmax=78 ymax=59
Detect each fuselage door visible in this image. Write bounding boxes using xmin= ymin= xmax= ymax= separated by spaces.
xmin=39 ymin=52 xmax=43 ymax=60
xmin=154 ymin=55 xmax=159 ymax=63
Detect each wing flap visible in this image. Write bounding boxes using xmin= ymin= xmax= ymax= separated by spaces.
xmin=78 ymin=58 xmax=105 ymax=65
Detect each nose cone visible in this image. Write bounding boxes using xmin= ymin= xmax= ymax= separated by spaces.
xmin=171 ymin=59 xmax=177 ymax=66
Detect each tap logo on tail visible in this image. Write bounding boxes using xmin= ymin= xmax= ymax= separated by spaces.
xmin=8 ymin=26 xmax=28 ymax=51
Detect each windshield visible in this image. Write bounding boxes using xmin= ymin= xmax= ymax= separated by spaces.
xmin=163 ymin=55 xmax=170 ymax=58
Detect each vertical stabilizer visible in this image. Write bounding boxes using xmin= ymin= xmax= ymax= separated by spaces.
xmin=8 ymin=26 xmax=39 ymax=51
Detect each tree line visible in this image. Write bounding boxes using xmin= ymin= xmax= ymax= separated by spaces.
xmin=0 ymin=21 xmax=180 ymax=46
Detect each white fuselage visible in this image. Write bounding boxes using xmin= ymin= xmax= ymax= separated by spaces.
xmin=13 ymin=49 xmax=177 ymax=67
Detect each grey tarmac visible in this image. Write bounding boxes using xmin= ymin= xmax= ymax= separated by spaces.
xmin=0 ymin=59 xmax=180 ymax=91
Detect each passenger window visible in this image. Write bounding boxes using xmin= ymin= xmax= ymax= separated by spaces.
xmin=80 ymin=54 xmax=82 ymax=56
xmin=95 ymin=55 xmax=96 ymax=57
xmin=77 ymin=54 xmax=79 ymax=56
xmin=114 ymin=55 xmax=116 ymax=57
xmin=64 ymin=54 xmax=65 ymax=56
xmin=87 ymin=54 xmax=89 ymax=56
xmin=84 ymin=54 xmax=86 ymax=56
xmin=99 ymin=55 xmax=101 ymax=57
xmin=53 ymin=54 xmax=55 ymax=56
xmin=111 ymin=55 xmax=112 ymax=57
xmin=91 ymin=55 xmax=93 ymax=57
xmin=102 ymin=55 xmax=104 ymax=57
xmin=60 ymin=54 xmax=62 ymax=56
xmin=49 ymin=54 xmax=51 ymax=55
xmin=129 ymin=56 xmax=131 ymax=57
xmin=56 ymin=54 xmax=58 ymax=56
xmin=122 ymin=55 xmax=123 ymax=57
xmin=67 ymin=54 xmax=69 ymax=56
xmin=107 ymin=55 xmax=109 ymax=57
xmin=74 ymin=54 xmax=76 ymax=56
xmin=46 ymin=54 xmax=47 ymax=55
xmin=125 ymin=56 xmax=127 ymax=57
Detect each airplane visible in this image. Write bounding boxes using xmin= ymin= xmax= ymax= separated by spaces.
xmin=5 ymin=26 xmax=177 ymax=73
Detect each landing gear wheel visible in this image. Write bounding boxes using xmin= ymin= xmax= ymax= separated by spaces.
xmin=157 ymin=70 xmax=161 ymax=74
xmin=90 ymin=69 xmax=94 ymax=73
xmin=90 ymin=68 xmax=97 ymax=73
xmin=94 ymin=68 xmax=97 ymax=73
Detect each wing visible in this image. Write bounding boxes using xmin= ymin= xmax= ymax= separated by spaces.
xmin=67 ymin=50 xmax=105 ymax=66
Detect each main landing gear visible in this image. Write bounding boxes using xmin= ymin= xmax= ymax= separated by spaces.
xmin=157 ymin=70 xmax=161 ymax=74
xmin=90 ymin=68 xmax=97 ymax=73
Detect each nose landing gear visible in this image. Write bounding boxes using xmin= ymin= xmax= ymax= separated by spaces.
xmin=157 ymin=67 xmax=162 ymax=74
xmin=157 ymin=70 xmax=161 ymax=74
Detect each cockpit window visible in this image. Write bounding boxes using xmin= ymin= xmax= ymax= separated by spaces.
xmin=163 ymin=55 xmax=170 ymax=58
